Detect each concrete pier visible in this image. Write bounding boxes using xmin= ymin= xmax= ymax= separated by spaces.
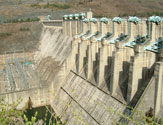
xmin=127 ymin=46 xmax=156 ymax=102
xmin=154 ymin=62 xmax=163 ymax=117
xmin=111 ymin=43 xmax=134 ymax=101
xmin=97 ymin=42 xmax=115 ymax=93
xmin=71 ymin=20 xmax=78 ymax=37
xmin=86 ymin=41 xmax=101 ymax=83
xmin=77 ymin=39 xmax=90 ymax=74
xmin=78 ymin=19 xmax=99 ymax=75
xmin=66 ymin=21 xmax=72 ymax=37
xmin=107 ymin=21 xmax=124 ymax=43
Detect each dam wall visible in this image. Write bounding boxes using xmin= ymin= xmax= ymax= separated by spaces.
xmin=50 ymin=12 xmax=163 ymax=124
xmin=0 ymin=11 xmax=162 ymax=124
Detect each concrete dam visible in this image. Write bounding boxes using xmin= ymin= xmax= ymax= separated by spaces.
xmin=0 ymin=11 xmax=163 ymax=124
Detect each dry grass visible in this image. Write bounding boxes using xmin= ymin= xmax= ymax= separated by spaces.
xmin=74 ymin=0 xmax=163 ymax=17
xmin=0 ymin=0 xmax=162 ymax=21
xmin=0 ymin=22 xmax=42 ymax=55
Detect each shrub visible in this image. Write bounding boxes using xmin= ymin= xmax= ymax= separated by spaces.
xmin=79 ymin=1 xmax=84 ymax=4
xmin=0 ymin=32 xmax=12 ymax=38
xmin=0 ymin=97 xmax=62 ymax=124
xmin=43 ymin=3 xmax=71 ymax=9
xmin=19 ymin=27 xmax=30 ymax=31
xmin=3 ymin=17 xmax=40 ymax=24
xmin=30 ymin=4 xmax=41 ymax=8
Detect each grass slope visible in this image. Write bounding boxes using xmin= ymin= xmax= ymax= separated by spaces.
xmin=75 ymin=0 xmax=163 ymax=17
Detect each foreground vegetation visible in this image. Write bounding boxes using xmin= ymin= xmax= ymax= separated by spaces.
xmin=0 ymin=96 xmax=163 ymax=125
xmin=0 ymin=97 xmax=62 ymax=125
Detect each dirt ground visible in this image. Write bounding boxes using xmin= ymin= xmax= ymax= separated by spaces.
xmin=0 ymin=22 xmax=42 ymax=55
xmin=0 ymin=0 xmax=163 ymax=20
